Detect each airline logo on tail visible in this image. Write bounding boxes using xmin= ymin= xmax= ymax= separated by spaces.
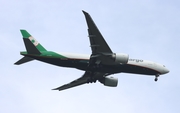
xmin=29 ymin=36 xmax=39 ymax=46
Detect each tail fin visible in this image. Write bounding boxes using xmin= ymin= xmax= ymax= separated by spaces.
xmin=20 ymin=30 xmax=47 ymax=54
xmin=14 ymin=30 xmax=47 ymax=65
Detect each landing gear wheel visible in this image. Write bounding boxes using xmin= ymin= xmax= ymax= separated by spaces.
xmin=154 ymin=77 xmax=158 ymax=82
xmin=154 ymin=74 xmax=159 ymax=82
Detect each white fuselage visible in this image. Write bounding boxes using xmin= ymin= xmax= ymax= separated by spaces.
xmin=57 ymin=52 xmax=169 ymax=76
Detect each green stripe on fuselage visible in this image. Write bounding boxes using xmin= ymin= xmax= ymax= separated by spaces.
xmin=20 ymin=30 xmax=47 ymax=51
xmin=20 ymin=51 xmax=68 ymax=59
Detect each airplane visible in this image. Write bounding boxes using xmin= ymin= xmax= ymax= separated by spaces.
xmin=15 ymin=10 xmax=169 ymax=91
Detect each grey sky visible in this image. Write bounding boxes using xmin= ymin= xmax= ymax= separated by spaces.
xmin=0 ymin=0 xmax=180 ymax=113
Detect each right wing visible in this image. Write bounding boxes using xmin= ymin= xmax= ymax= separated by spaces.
xmin=83 ymin=11 xmax=116 ymax=65
xmin=82 ymin=10 xmax=113 ymax=54
xmin=52 ymin=71 xmax=108 ymax=91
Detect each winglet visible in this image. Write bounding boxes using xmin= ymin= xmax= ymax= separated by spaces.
xmin=82 ymin=10 xmax=87 ymax=14
xmin=82 ymin=10 xmax=90 ymax=18
xmin=52 ymin=88 xmax=59 ymax=90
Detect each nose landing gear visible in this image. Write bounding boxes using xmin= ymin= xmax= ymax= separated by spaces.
xmin=154 ymin=75 xmax=159 ymax=82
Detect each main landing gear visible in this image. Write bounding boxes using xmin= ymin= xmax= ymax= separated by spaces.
xmin=154 ymin=75 xmax=159 ymax=82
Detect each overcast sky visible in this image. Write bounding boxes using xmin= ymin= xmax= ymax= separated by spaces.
xmin=0 ymin=0 xmax=180 ymax=113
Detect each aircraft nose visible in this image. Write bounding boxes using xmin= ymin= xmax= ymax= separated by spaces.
xmin=163 ymin=68 xmax=169 ymax=74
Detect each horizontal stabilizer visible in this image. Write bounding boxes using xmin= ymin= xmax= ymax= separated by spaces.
xmin=14 ymin=57 xmax=34 ymax=65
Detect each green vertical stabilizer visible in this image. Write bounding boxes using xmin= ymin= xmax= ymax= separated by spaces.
xmin=20 ymin=30 xmax=47 ymax=53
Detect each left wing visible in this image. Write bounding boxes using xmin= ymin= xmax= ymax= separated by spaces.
xmin=52 ymin=75 xmax=88 ymax=91
xmin=53 ymin=72 xmax=108 ymax=91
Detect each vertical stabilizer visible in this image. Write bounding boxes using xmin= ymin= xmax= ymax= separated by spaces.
xmin=20 ymin=30 xmax=47 ymax=54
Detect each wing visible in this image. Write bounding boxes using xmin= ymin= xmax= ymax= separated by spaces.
xmin=52 ymin=71 xmax=108 ymax=91
xmin=52 ymin=75 xmax=89 ymax=91
xmin=82 ymin=10 xmax=113 ymax=54
xmin=83 ymin=11 xmax=116 ymax=65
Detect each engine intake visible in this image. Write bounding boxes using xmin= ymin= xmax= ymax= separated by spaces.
xmin=112 ymin=53 xmax=129 ymax=64
xmin=99 ymin=76 xmax=118 ymax=87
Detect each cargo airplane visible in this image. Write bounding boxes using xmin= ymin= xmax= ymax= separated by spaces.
xmin=15 ymin=11 xmax=169 ymax=91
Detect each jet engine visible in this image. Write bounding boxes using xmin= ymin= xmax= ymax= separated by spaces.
xmin=112 ymin=53 xmax=129 ymax=64
xmin=99 ymin=76 xmax=118 ymax=87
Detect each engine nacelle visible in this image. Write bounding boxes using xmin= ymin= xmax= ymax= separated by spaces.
xmin=99 ymin=76 xmax=118 ymax=87
xmin=112 ymin=53 xmax=129 ymax=64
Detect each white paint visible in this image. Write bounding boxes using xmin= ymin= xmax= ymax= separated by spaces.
xmin=58 ymin=52 xmax=169 ymax=75
xmin=28 ymin=36 xmax=39 ymax=46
